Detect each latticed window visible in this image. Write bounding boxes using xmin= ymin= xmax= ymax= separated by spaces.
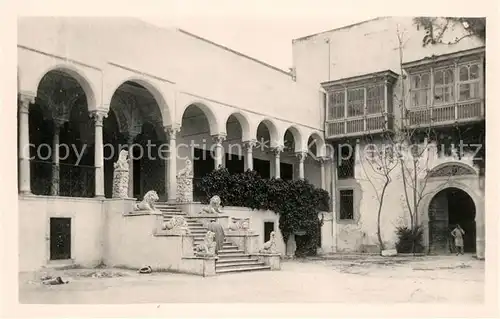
xmin=434 ymin=68 xmax=454 ymax=104
xmin=328 ymin=91 xmax=345 ymax=120
xmin=347 ymin=88 xmax=364 ymax=117
xmin=410 ymin=73 xmax=431 ymax=107
xmin=337 ymin=145 xmax=355 ymax=179
xmin=339 ymin=189 xmax=354 ymax=220
xmin=366 ymin=85 xmax=384 ymax=114
xmin=458 ymin=64 xmax=480 ymax=101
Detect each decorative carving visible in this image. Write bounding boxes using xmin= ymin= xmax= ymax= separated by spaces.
xmin=272 ymin=146 xmax=284 ymax=156
xmin=90 ymin=109 xmax=108 ymax=126
xmin=296 ymin=151 xmax=308 ymax=162
xmin=260 ymin=231 xmax=277 ymax=254
xmin=165 ymin=126 xmax=180 ymax=141
xmin=176 ymin=159 xmax=194 ymax=203
xmin=201 ymin=195 xmax=223 ymax=214
xmin=228 ymin=217 xmax=250 ymax=231
xmin=18 ymin=93 xmax=35 ymax=113
xmin=194 ymin=231 xmax=217 ymax=256
xmin=428 ymin=164 xmax=476 ymax=178
xmin=162 ymin=216 xmax=190 ymax=234
xmin=212 ymin=134 xmax=226 ymax=145
xmin=112 ymin=150 xmax=130 ymax=198
xmin=134 ymin=190 xmax=159 ymax=212
xmin=243 ymin=140 xmax=257 ymax=152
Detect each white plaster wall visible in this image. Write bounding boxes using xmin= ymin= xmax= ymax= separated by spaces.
xmin=292 ymin=17 xmax=485 ymax=87
xmin=18 ymin=196 xmax=104 ymax=272
xmin=18 ymin=17 xmax=323 ymax=131
xmin=333 ymin=139 xmax=483 ymax=252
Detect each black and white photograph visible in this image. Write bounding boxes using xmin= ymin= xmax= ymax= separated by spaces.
xmin=1 ymin=0 xmax=498 ymax=317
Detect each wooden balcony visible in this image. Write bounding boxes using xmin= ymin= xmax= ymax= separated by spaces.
xmin=326 ymin=114 xmax=392 ymax=139
xmin=407 ymin=99 xmax=484 ymax=128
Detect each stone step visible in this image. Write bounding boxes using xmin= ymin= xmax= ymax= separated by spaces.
xmin=215 ymin=264 xmax=271 ymax=274
xmin=216 ymin=260 xmax=264 ymax=268
xmin=218 ymin=249 xmax=245 ymax=254
xmin=216 ymin=253 xmax=251 ymax=259
xmin=216 ymin=257 xmax=259 ymax=264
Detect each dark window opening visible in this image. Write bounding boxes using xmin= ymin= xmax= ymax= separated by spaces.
xmin=337 ymin=144 xmax=355 ymax=179
xmin=50 ymin=217 xmax=71 ymax=260
xmin=254 ymin=158 xmax=270 ymax=179
xmin=280 ymin=162 xmax=293 ymax=181
xmin=339 ymin=189 xmax=354 ymax=220
xmin=225 ymin=153 xmax=244 ymax=174
xmin=264 ymin=222 xmax=275 ymax=243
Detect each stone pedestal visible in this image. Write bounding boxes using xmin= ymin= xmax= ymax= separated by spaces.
xmin=112 ymin=168 xmax=129 ymax=198
xmin=255 ymin=253 xmax=281 ymax=270
xmin=176 ymin=175 xmax=193 ymax=203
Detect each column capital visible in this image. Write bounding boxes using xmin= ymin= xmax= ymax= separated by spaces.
xmin=89 ymin=109 xmax=108 ymax=126
xmin=318 ymin=156 xmax=330 ymax=164
xmin=272 ymin=145 xmax=284 ymax=156
xmin=212 ymin=133 xmax=227 ymax=144
xmin=243 ymin=139 xmax=257 ymax=151
xmin=18 ymin=93 xmax=36 ymax=114
xmin=164 ymin=125 xmax=181 ymax=140
xmin=296 ymin=151 xmax=308 ymax=162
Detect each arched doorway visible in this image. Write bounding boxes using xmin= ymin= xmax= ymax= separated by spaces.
xmin=104 ymin=81 xmax=166 ymax=199
xmin=428 ymin=187 xmax=476 ymax=254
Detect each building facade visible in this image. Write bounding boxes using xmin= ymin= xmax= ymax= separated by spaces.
xmin=17 ymin=16 xmax=485 ymax=272
xmin=292 ymin=17 xmax=485 ymax=257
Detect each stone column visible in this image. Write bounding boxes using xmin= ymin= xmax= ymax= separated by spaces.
xmin=319 ymin=156 xmax=328 ymax=190
xmin=212 ymin=134 xmax=226 ymax=169
xmin=296 ymin=151 xmax=307 ymax=179
xmin=18 ymin=93 xmax=35 ymax=195
xmin=166 ymin=126 xmax=180 ymax=203
xmin=476 ymin=175 xmax=485 ymax=259
xmin=127 ymin=133 xmax=139 ymax=198
xmin=243 ymin=140 xmax=256 ymax=171
xmin=90 ymin=109 xmax=108 ymax=198
xmin=272 ymin=146 xmax=283 ymax=178
xmin=51 ymin=120 xmax=64 ymax=196
xmin=330 ymin=153 xmax=337 ymax=252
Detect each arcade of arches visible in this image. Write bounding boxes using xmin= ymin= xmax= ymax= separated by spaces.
xmin=18 ymin=70 xmax=330 ymax=202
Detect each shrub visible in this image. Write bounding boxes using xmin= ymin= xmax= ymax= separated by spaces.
xmin=198 ymin=169 xmax=330 ymax=256
xmin=395 ymin=225 xmax=424 ymax=253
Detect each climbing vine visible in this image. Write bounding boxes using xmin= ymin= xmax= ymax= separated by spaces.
xmin=199 ymin=168 xmax=330 ymax=256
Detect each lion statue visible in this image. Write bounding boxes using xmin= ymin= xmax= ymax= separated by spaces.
xmin=134 ymin=190 xmax=159 ymax=212
xmin=114 ymin=149 xmax=129 ymax=171
xmin=162 ymin=216 xmax=189 ymax=234
xmin=194 ymin=231 xmax=216 ymax=256
xmin=260 ymin=231 xmax=277 ymax=254
xmin=201 ymin=195 xmax=223 ymax=214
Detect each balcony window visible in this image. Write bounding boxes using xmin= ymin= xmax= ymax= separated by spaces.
xmin=328 ymin=91 xmax=345 ymax=120
xmin=410 ymin=73 xmax=431 ymax=107
xmin=366 ymin=84 xmax=384 ymax=115
xmin=458 ymin=64 xmax=480 ymax=101
xmin=434 ymin=68 xmax=454 ymax=104
xmin=347 ymin=88 xmax=364 ymax=117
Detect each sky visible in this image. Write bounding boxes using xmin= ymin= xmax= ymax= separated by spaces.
xmin=143 ymin=14 xmax=375 ymax=71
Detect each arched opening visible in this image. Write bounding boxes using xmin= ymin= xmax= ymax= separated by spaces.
xmin=180 ymin=104 xmax=216 ymax=201
xmin=254 ymin=121 xmax=276 ymax=179
xmin=105 ymin=81 xmax=166 ymax=199
xmin=281 ymin=129 xmax=297 ymax=180
xmin=224 ymin=114 xmax=245 ymax=174
xmin=30 ymin=70 xmax=95 ymax=197
xmin=428 ymin=187 xmax=476 ymax=254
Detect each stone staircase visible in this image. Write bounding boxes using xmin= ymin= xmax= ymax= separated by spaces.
xmin=155 ymin=202 xmax=271 ymax=274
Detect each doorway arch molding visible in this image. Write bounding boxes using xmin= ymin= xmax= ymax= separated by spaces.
xmin=419 ymin=177 xmax=483 ymax=251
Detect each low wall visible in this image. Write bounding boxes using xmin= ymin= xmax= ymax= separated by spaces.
xmin=104 ymin=203 xmax=215 ymax=276
xmin=18 ymin=195 xmax=105 ymax=272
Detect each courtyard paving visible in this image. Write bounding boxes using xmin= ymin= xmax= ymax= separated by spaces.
xmin=19 ymin=254 xmax=484 ymax=304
